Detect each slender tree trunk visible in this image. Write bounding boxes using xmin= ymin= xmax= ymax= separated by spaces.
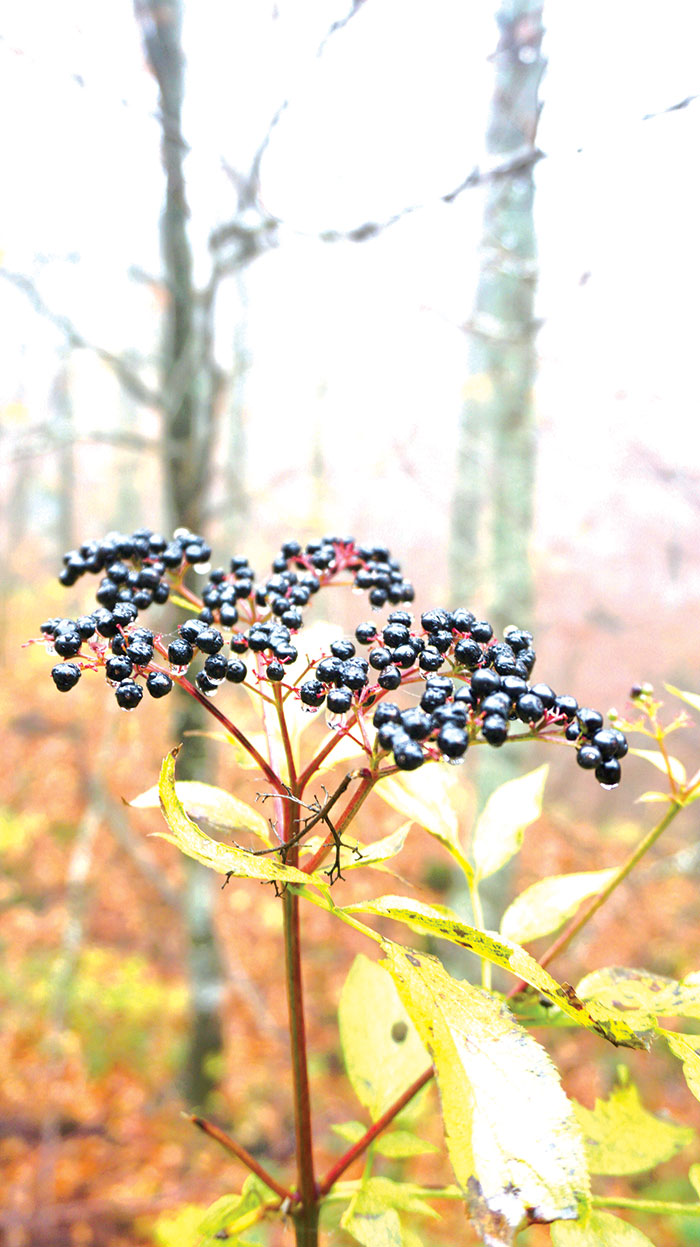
xmin=136 ymin=0 xmax=225 ymax=1107
xmin=450 ymin=0 xmax=545 ymax=639
xmin=450 ymin=1 xmax=546 ymax=932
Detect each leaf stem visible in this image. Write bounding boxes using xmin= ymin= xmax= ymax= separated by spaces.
xmin=302 ymin=771 xmax=378 ymax=876
xmin=317 ymin=1066 xmax=434 ymax=1197
xmin=506 ymin=801 xmax=683 ymax=997
xmin=274 ymin=682 xmax=298 ymax=789
xmin=186 ymin=1115 xmax=294 ymax=1202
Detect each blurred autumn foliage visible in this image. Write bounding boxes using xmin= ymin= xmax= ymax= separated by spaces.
xmin=2 ymin=562 xmax=700 ymax=1247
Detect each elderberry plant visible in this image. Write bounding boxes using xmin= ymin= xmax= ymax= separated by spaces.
xmin=34 ymin=532 xmax=700 ymax=1247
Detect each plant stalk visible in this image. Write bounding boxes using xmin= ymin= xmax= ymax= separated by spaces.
xmin=282 ymin=797 xmax=318 ymax=1246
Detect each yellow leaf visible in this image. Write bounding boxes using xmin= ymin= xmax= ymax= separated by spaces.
xmin=155 ymin=749 xmax=325 ymax=887
xmin=130 ymin=778 xmax=272 ymax=844
xmin=500 ymin=870 xmax=617 ymax=944
xmin=574 ymin=1074 xmax=693 ymax=1174
xmin=577 ymin=966 xmax=700 ymax=1022
xmin=551 ymin=1210 xmax=656 ymax=1245
xmin=382 ymin=941 xmax=589 ymax=1244
xmin=629 ymin=748 xmax=686 ymax=786
xmin=661 ymin=1030 xmax=700 ymax=1102
xmin=472 ymin=765 xmax=548 ymax=881
xmin=664 ymin=683 xmax=700 ymax=714
xmin=337 ymin=954 xmax=429 ymax=1120
xmin=375 ymin=767 xmax=469 ymax=874
xmin=344 ymin=896 xmax=650 ymax=1049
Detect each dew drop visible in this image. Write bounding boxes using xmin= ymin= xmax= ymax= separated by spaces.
xmin=326 ymin=713 xmax=347 ymax=731
xmin=442 ymin=754 xmax=466 ymax=766
xmin=194 ymin=561 xmax=211 ymax=575
xmin=170 ymin=664 xmax=189 ymax=676
xmin=600 ymin=782 xmax=619 ymax=791
xmin=119 ymin=704 xmax=139 ymax=713
xmin=44 ymin=642 xmax=56 ymax=655
xmin=300 ymin=704 xmax=319 ymax=715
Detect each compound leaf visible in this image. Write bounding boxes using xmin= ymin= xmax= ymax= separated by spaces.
xmin=156 ymin=749 xmax=325 ymax=886
xmin=472 ymin=764 xmax=548 ymax=881
xmin=551 ymin=1210 xmax=656 ymax=1246
xmin=344 ymin=896 xmax=650 ymax=1048
xmin=500 ymin=870 xmax=617 ymax=945
xmin=338 ymin=954 xmax=429 ymax=1120
xmin=381 ymin=941 xmax=589 ymax=1246
xmin=574 ymin=1073 xmax=694 ymax=1174
xmin=130 ymin=778 xmax=272 ymax=845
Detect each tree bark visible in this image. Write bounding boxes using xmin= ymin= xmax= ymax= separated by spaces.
xmin=135 ymin=0 xmax=225 ymax=1108
xmin=450 ymin=0 xmax=545 ymax=639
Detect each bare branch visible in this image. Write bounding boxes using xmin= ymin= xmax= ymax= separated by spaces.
xmin=315 ymin=145 xmax=544 ymax=243
xmin=0 ymin=269 xmax=160 ymax=407
xmin=642 ymin=93 xmax=698 ymax=121
xmin=246 ymin=0 xmax=368 ymax=206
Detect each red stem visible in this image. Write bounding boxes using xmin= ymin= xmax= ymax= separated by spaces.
xmin=318 ymin=1066 xmax=434 ymax=1196
xmin=177 ymin=675 xmax=285 ymax=793
xmin=188 ymin=1115 xmax=294 ymax=1202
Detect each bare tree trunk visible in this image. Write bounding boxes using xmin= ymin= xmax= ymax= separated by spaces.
xmin=135 ymin=0 xmax=225 ymax=1108
xmin=450 ymin=0 xmax=545 ymax=639
xmin=450 ymin=1 xmax=546 ymax=934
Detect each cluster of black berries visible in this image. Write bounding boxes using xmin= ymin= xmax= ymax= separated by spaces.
xmin=297 ymin=607 xmax=628 ymax=785
xmin=38 ymin=530 xmax=416 ymax=711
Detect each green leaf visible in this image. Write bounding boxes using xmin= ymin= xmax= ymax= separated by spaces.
xmin=155 ymin=748 xmax=326 ymax=887
xmin=500 ymin=870 xmax=617 ymax=944
xmin=381 ymin=941 xmax=589 ymax=1245
xmin=342 ymin=1194 xmax=403 ymax=1247
xmin=331 ymin=1120 xmax=366 ymax=1144
xmin=574 ymin=1073 xmax=694 ymax=1174
xmin=130 ymin=778 xmax=272 ymax=845
xmin=660 ymin=1029 xmax=700 ymax=1102
xmin=343 ymin=896 xmax=650 ymax=1049
xmin=374 ymin=767 xmax=470 ymax=874
xmin=472 ymin=764 xmax=548 ymax=881
xmin=629 ymin=748 xmax=686 ymax=786
xmin=551 ymin=1210 xmax=657 ymax=1246
xmin=689 ymin=1162 xmax=700 ymax=1198
xmin=373 ymin=1130 xmax=437 ymax=1158
xmin=664 ymin=683 xmax=700 ymax=714
xmin=577 ymin=966 xmax=700 ymax=1022
xmin=337 ymin=954 xmax=430 ymax=1120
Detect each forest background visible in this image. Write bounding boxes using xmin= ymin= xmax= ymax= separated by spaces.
xmin=1 ymin=2 xmax=700 ymax=1245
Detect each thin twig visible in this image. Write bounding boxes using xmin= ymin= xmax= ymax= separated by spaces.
xmin=187 ymin=1114 xmax=294 ymax=1202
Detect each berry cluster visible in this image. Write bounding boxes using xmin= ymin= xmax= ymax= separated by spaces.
xmin=36 ymin=530 xmax=627 ymax=787
xmin=298 ymin=609 xmax=627 ymax=786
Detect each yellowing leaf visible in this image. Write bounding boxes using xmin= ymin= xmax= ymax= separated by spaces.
xmin=472 ymin=765 xmax=548 ymax=881
xmin=574 ymin=1075 xmax=694 ymax=1174
xmin=661 ymin=1030 xmax=700 ymax=1102
xmin=577 ymin=966 xmax=700 ymax=1022
xmin=372 ymin=1130 xmax=438 ymax=1158
xmin=375 ymin=767 xmax=469 ymax=872
xmin=303 ymin=823 xmax=412 ymax=874
xmin=629 ymin=748 xmax=686 ymax=786
xmin=665 ymin=683 xmax=700 ymax=714
xmin=688 ymin=1162 xmax=700 ymax=1198
xmin=500 ymin=870 xmax=617 ymax=945
xmin=635 ymin=791 xmax=672 ymax=804
xmin=337 ymin=954 xmax=429 ymax=1120
xmin=551 ymin=1210 xmax=656 ymax=1246
xmin=155 ymin=749 xmax=325 ymax=887
xmin=130 ymin=779 xmax=272 ymax=844
xmin=381 ymin=941 xmax=589 ymax=1244
xmin=343 ymin=896 xmax=650 ymax=1049
xmin=341 ymin=1177 xmax=436 ymax=1247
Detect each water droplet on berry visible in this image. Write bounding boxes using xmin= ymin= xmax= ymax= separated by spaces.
xmin=44 ymin=642 xmax=56 ymax=655
xmin=193 ymin=561 xmax=211 ymax=574
xmin=326 ymin=713 xmax=347 ymax=731
xmin=300 ymin=704 xmax=318 ymax=715
xmin=170 ymin=664 xmax=189 ymax=676
xmin=599 ymin=782 xmax=619 ymax=791
xmin=442 ymin=754 xmax=466 ymax=766
xmin=119 ymin=704 xmax=139 ymax=713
